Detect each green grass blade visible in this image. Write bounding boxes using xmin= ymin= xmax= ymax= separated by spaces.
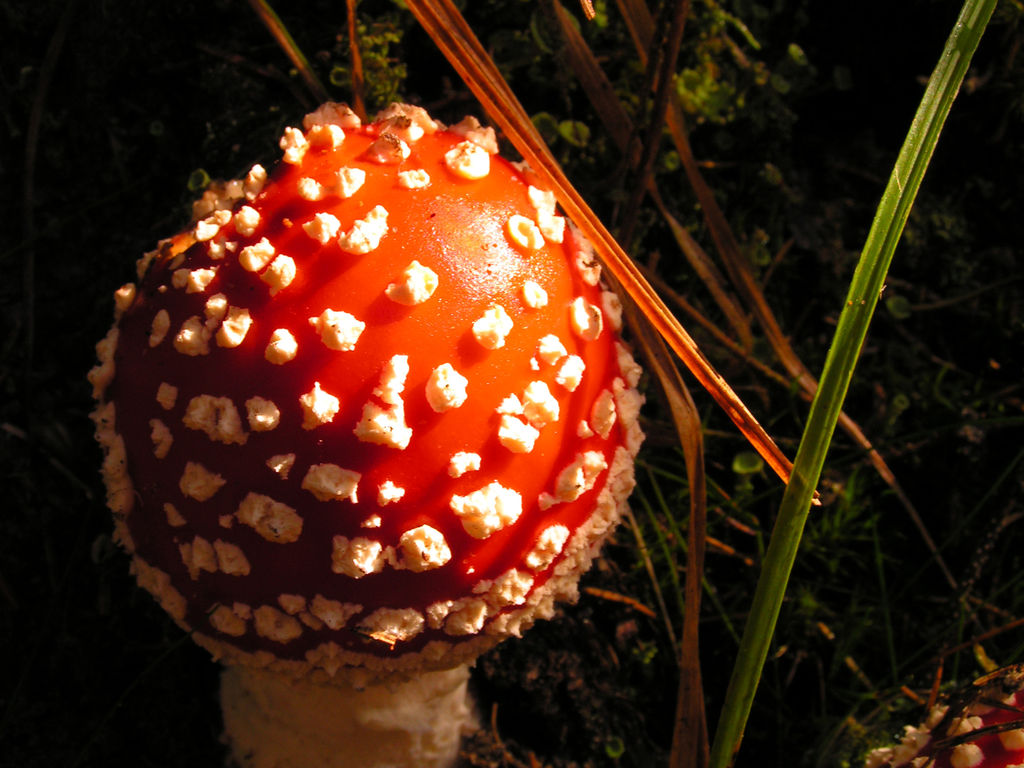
xmin=707 ymin=2 xmax=998 ymax=766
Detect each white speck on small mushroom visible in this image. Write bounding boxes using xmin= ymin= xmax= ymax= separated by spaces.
xmin=536 ymin=334 xmax=567 ymax=366
xmin=179 ymin=461 xmax=226 ymax=501
xmin=149 ymin=309 xmax=171 ymax=347
xmin=156 ymin=382 xmax=178 ymax=410
xmin=239 ymin=237 xmax=276 ymax=272
xmin=613 ymin=377 xmax=645 ymax=455
xmin=472 ymin=304 xmax=513 ymax=349
xmin=498 ymin=414 xmax=539 ymax=454
xmin=300 ymin=613 xmax=326 ymax=633
xmin=235 ymin=492 xmax=303 ymax=543
xmin=444 ymin=140 xmax=490 ymax=180
xmin=260 ymin=254 xmax=296 ymax=295
xmin=425 ymin=600 xmax=455 ymax=630
xmin=214 ymin=540 xmax=251 ymax=576
xmin=443 ymin=600 xmax=488 ymax=636
xmin=299 ymin=382 xmax=340 ymax=430
xmin=521 ymin=381 xmax=559 ymax=428
xmin=210 ymin=605 xmax=248 ymax=637
xmin=304 ymin=102 xmax=362 ymax=131
xmin=264 ymin=328 xmax=298 ymax=365
xmin=496 ymin=394 xmax=524 ymax=416
xmin=541 ymin=450 xmax=608 ymax=509
xmin=527 ymin=187 xmax=566 ymax=244
xmin=149 ymin=418 xmax=173 ymax=458
xmin=521 ymin=280 xmax=548 ymax=309
xmin=310 ymin=595 xmax=362 ymax=630
xmin=306 ymin=122 xmax=345 ymax=150
xmin=354 ymin=355 xmax=413 ymax=450
xmin=385 ymin=260 xmax=439 ymax=305
xmin=203 ymin=292 xmax=227 ymax=321
xmin=425 ymin=363 xmax=468 ymax=412
xmin=949 ymin=743 xmax=984 ymax=768
xmin=398 ymin=525 xmax=452 ymax=572
xmin=335 ymin=167 xmax=366 ymax=198
xmin=449 ymin=116 xmax=498 ymax=153
xmin=527 ymin=186 xmax=555 ymax=215
xmin=113 ymin=283 xmax=136 ymax=316
xmin=303 ymin=212 xmax=342 ymax=244
xmin=537 ymin=210 xmax=565 ymax=244
xmin=569 ymin=296 xmax=603 ymax=341
xmin=338 ymin=205 xmax=389 ymax=255
xmin=331 ymin=536 xmax=386 ymax=578
xmin=163 ymin=502 xmax=186 ymax=527
xmin=506 ymin=215 xmax=545 ymax=251
xmin=591 ymin=390 xmax=617 ymax=439
xmin=173 ymin=267 xmax=218 ymax=294
xmin=397 ymin=169 xmax=430 ymax=189
xmin=450 ymin=481 xmax=523 ymax=539
xmin=254 ymin=605 xmax=303 ymax=642
xmin=234 ymin=205 xmax=261 ymax=237
xmin=475 ymin=568 xmax=533 ymax=609
xmin=277 ymin=594 xmax=306 ymax=615
xmin=195 ymin=210 xmax=232 ymax=242
xmin=616 ymin=342 xmax=643 ymax=388
xmin=183 ymin=395 xmax=248 ymax=445
xmin=208 ymin=241 xmax=226 ymax=260
xmin=375 ymin=115 xmax=420 ymax=144
xmin=265 ymin=453 xmax=295 ymax=479
xmin=999 ymin=729 xmax=1024 ymax=749
xmin=131 ymin=559 xmax=186 ymax=621
xmin=245 ymin=396 xmax=280 ymax=432
xmin=190 ymin=188 xmax=224 ymax=222
xmin=297 ymin=177 xmax=325 ymax=201
xmin=601 ymin=290 xmax=623 ymax=331
xmin=378 ymin=103 xmax=440 ymax=137
xmin=309 ymin=308 xmax=365 ymax=351
xmin=447 ymin=451 xmax=481 ymax=478
xmin=87 ymin=330 xmax=118 ymax=399
xmin=216 ymin=306 xmax=253 ymax=348
xmin=365 ymin=132 xmax=410 ymax=164
xmin=523 ymin=525 xmax=570 ymax=571
xmin=555 ymin=355 xmax=586 ymax=392
xmin=244 ymin=164 xmax=268 ymax=200
xmin=377 ymin=480 xmax=405 ymax=506
xmin=573 ymin=235 xmax=602 ymax=286
xmin=302 ymin=463 xmax=361 ymax=503
xmin=359 ymin=607 xmax=426 ymax=643
xmin=279 ymin=126 xmax=309 ymax=165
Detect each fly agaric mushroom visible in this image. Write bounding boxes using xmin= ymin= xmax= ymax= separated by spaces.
xmin=89 ymin=102 xmax=644 ymax=768
xmin=866 ymin=666 xmax=1024 ymax=768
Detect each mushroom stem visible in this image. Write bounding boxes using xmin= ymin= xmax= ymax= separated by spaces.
xmin=220 ymin=663 xmax=477 ymax=767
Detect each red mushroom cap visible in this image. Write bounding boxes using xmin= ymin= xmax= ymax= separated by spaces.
xmin=866 ymin=667 xmax=1024 ymax=768
xmin=89 ymin=102 xmax=644 ymax=680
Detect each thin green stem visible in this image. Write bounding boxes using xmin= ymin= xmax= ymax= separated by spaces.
xmin=708 ymin=2 xmax=997 ymax=766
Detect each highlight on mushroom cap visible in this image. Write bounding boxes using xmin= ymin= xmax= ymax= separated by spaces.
xmin=89 ymin=101 xmax=645 ymax=683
